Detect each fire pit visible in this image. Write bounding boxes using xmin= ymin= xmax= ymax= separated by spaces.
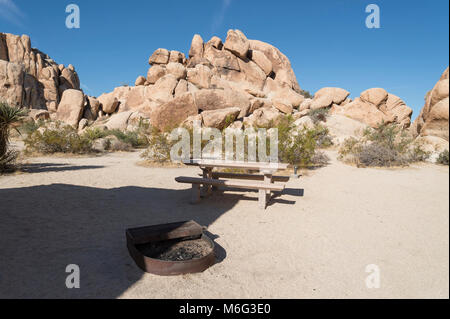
xmin=126 ymin=221 xmax=216 ymax=276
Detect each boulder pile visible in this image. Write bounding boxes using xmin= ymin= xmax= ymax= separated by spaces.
xmin=95 ymin=29 xmax=305 ymax=131
xmin=411 ymin=67 xmax=449 ymax=154
xmin=0 ymin=32 xmax=81 ymax=114
xmin=1 ymin=31 xmax=447 ymax=147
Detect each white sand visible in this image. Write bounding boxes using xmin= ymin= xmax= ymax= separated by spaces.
xmin=0 ymin=150 xmax=448 ymax=299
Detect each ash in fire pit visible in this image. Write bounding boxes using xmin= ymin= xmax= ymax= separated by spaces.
xmin=137 ymin=237 xmax=213 ymax=262
xmin=126 ymin=221 xmax=216 ymax=276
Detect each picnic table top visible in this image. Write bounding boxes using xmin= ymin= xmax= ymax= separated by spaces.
xmin=183 ymin=159 xmax=289 ymax=172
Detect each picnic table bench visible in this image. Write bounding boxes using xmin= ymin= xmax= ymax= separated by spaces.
xmin=176 ymin=160 xmax=290 ymax=210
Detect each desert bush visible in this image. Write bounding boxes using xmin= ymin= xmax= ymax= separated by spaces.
xmin=107 ymin=129 xmax=149 ymax=148
xmin=436 ymin=150 xmax=449 ymax=165
xmin=275 ymin=116 xmax=331 ymax=167
xmin=141 ymin=117 xmax=332 ymax=167
xmin=82 ymin=127 xmax=107 ymax=141
xmin=300 ymin=90 xmax=314 ymax=99
xmin=83 ymin=121 xmax=149 ymax=149
xmin=141 ymin=127 xmax=175 ymax=163
xmin=311 ymin=124 xmax=333 ymax=148
xmin=19 ymin=119 xmax=45 ymax=136
xmin=338 ymin=122 xmax=430 ymax=167
xmin=309 ymin=107 xmax=330 ymax=124
xmin=24 ymin=122 xmax=93 ymax=154
xmin=1 ymin=102 xmax=27 ymax=172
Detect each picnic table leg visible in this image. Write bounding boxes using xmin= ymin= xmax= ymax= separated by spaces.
xmin=201 ymin=168 xmax=213 ymax=197
xmin=191 ymin=184 xmax=201 ymax=204
xmin=258 ymin=189 xmax=267 ymax=210
xmin=262 ymin=173 xmax=274 ymax=208
xmin=264 ymin=174 xmax=273 ymax=199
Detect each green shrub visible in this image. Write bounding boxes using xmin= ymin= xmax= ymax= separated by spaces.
xmin=274 ymin=117 xmax=331 ymax=167
xmin=309 ymin=107 xmax=330 ymax=124
xmin=437 ymin=150 xmax=449 ymax=165
xmin=300 ymin=90 xmax=314 ymax=99
xmin=106 ymin=129 xmax=149 ymax=148
xmin=24 ymin=123 xmax=93 ymax=154
xmin=311 ymin=124 xmax=333 ymax=148
xmin=338 ymin=122 xmax=430 ymax=167
xmin=83 ymin=121 xmax=149 ymax=149
xmin=141 ymin=127 xmax=175 ymax=163
xmin=19 ymin=119 xmax=45 ymax=136
xmin=141 ymin=117 xmax=332 ymax=167
xmin=82 ymin=127 xmax=108 ymax=141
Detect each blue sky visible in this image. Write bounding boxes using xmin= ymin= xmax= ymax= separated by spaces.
xmin=1 ymin=0 xmax=448 ymax=119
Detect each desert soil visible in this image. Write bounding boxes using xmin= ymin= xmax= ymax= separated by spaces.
xmin=0 ymin=146 xmax=448 ymax=299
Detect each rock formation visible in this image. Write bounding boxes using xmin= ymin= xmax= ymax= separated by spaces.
xmin=1 ymin=31 xmax=436 ymax=137
xmin=412 ymin=67 xmax=449 ymax=142
xmin=323 ymin=88 xmax=413 ymax=128
xmin=99 ymin=29 xmax=304 ymax=131
xmin=0 ymin=32 xmax=81 ymax=113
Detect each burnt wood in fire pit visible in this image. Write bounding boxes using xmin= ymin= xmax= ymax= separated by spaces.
xmin=126 ymin=221 xmax=216 ymax=276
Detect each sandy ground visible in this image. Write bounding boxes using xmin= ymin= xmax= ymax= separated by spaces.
xmin=0 ymin=147 xmax=448 ymax=299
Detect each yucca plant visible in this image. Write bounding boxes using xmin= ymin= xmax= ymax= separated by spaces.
xmin=0 ymin=102 xmax=27 ymax=171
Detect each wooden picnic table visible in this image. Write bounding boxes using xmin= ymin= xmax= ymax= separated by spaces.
xmin=178 ymin=159 xmax=290 ymax=209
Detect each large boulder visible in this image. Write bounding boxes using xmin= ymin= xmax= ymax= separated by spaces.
xmin=169 ymin=50 xmax=186 ymax=64
xmin=249 ymin=49 xmax=273 ymax=76
xmin=265 ymin=78 xmax=304 ymax=108
xmin=384 ymin=94 xmax=413 ymax=128
xmin=203 ymin=44 xmax=240 ymax=72
xmin=193 ymin=89 xmax=250 ymax=113
xmin=86 ymin=96 xmax=100 ymax=120
xmin=147 ymin=65 xmax=167 ymax=84
xmin=244 ymin=107 xmax=282 ymax=128
xmin=148 ymin=48 xmax=170 ymax=65
xmin=202 ymin=107 xmax=241 ymax=129
xmin=104 ymin=111 xmax=135 ymax=130
xmin=124 ymin=86 xmax=148 ymax=111
xmin=310 ymin=87 xmax=350 ymax=110
xmin=224 ymin=29 xmax=250 ymax=59
xmin=0 ymin=60 xmax=24 ymax=107
xmin=146 ymin=74 xmax=178 ymax=103
xmin=98 ymin=92 xmax=120 ymax=114
xmin=236 ymin=58 xmax=267 ymax=90
xmin=330 ymin=88 xmax=412 ymax=128
xmin=273 ymin=100 xmax=293 ymax=115
xmin=151 ymin=92 xmax=198 ymax=131
xmin=330 ymin=98 xmax=393 ymax=128
xmin=412 ymin=67 xmax=449 ymax=141
xmin=56 ymin=89 xmax=85 ymax=127
xmin=60 ymin=66 xmax=80 ymax=91
xmin=188 ymin=34 xmax=204 ymax=58
xmin=323 ymin=114 xmax=369 ymax=144
xmin=207 ymin=36 xmax=223 ymax=50
xmin=187 ymin=64 xmax=213 ymax=89
xmin=360 ymin=88 xmax=388 ymax=106
xmin=249 ymin=39 xmax=301 ymax=92
xmin=135 ymin=76 xmax=146 ymax=86
xmin=174 ymin=79 xmax=189 ymax=97
xmin=166 ymin=62 xmax=187 ymax=80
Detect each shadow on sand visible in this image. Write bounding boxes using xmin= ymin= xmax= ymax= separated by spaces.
xmin=18 ymin=163 xmax=105 ymax=174
xmin=0 ymin=182 xmax=302 ymax=298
